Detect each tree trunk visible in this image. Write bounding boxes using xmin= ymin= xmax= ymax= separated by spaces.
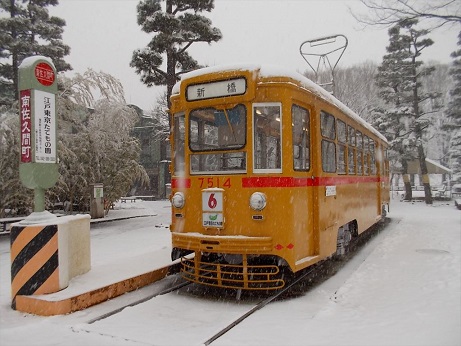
xmin=165 ymin=0 xmax=175 ymax=131
xmin=417 ymin=143 xmax=433 ymax=205
xmin=402 ymin=159 xmax=412 ymax=201
xmin=10 ymin=0 xmax=19 ymax=101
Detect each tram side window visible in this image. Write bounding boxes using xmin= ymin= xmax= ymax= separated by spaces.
xmin=348 ymin=125 xmax=356 ymax=147
xmin=253 ymin=103 xmax=282 ymax=172
xmin=292 ymin=105 xmax=310 ymax=171
xmin=337 ymin=144 xmax=346 ymax=174
xmin=385 ymin=149 xmax=390 ymax=176
xmin=348 ymin=147 xmax=356 ymax=174
xmin=321 ymin=111 xmax=336 ymax=173
xmin=337 ymin=120 xmax=347 ymax=143
xmin=173 ymin=113 xmax=185 ymax=174
xmin=356 ymin=130 xmax=363 ymax=175
xmin=370 ymin=140 xmax=376 ymax=175
xmin=357 ymin=150 xmax=363 ymax=175
xmin=320 ymin=111 xmax=335 ymax=139
xmin=336 ymin=119 xmax=347 ymax=174
xmin=348 ymin=125 xmax=356 ymax=174
xmin=378 ymin=147 xmax=385 ymax=176
xmin=322 ymin=140 xmax=336 ymax=173
xmin=364 ymin=135 xmax=370 ymax=175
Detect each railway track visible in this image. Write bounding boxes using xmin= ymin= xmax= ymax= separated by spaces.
xmin=75 ymin=219 xmax=389 ymax=345
xmin=87 ymin=274 xmax=191 ymax=325
xmin=202 ymin=266 xmax=316 ymax=345
xmin=79 ymin=263 xmax=318 ymax=345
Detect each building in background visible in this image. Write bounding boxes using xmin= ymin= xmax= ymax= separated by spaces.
xmin=130 ymin=105 xmax=171 ymax=199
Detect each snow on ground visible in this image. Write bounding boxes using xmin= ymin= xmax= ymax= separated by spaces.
xmin=0 ymin=198 xmax=460 ymax=346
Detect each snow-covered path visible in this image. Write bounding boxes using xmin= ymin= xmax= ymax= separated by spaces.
xmin=0 ymin=198 xmax=459 ymax=346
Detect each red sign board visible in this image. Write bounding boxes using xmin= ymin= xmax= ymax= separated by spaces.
xmin=20 ymin=89 xmax=32 ymax=163
xmin=34 ymin=62 xmax=55 ymax=86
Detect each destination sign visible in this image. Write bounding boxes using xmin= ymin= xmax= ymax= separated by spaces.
xmin=187 ymin=78 xmax=246 ymax=101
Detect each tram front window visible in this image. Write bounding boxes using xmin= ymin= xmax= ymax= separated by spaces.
xmin=189 ymin=104 xmax=246 ymax=173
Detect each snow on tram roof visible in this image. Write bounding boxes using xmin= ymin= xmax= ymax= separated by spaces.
xmin=173 ymin=64 xmax=387 ymax=143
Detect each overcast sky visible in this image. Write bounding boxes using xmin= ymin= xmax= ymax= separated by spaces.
xmin=49 ymin=0 xmax=460 ymax=110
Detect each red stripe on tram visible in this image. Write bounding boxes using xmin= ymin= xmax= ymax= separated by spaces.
xmin=242 ymin=176 xmax=382 ymax=188
xmin=171 ymin=178 xmax=191 ymax=188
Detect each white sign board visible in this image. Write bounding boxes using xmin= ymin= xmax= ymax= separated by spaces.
xmin=326 ymin=185 xmax=337 ymax=197
xmin=34 ymin=90 xmax=56 ymax=163
xmin=187 ymin=78 xmax=246 ymax=101
xmin=202 ymin=213 xmax=224 ymax=228
xmin=202 ymin=190 xmax=224 ymax=228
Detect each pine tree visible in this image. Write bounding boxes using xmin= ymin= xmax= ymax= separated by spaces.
xmin=0 ymin=0 xmax=71 ymax=106
xmin=445 ymin=31 xmax=461 ymax=182
xmin=374 ymin=19 xmax=439 ymax=204
xmin=130 ymin=0 xmax=222 ymax=109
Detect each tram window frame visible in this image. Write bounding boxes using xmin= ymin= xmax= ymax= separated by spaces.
xmin=364 ymin=135 xmax=370 ymax=175
xmin=370 ymin=139 xmax=376 ymax=175
xmin=320 ymin=111 xmax=335 ymax=140
xmin=322 ymin=140 xmax=336 ymax=173
xmin=357 ymin=150 xmax=363 ymax=175
xmin=356 ymin=131 xmax=363 ymax=175
xmin=320 ymin=111 xmax=337 ymax=173
xmin=348 ymin=125 xmax=356 ymax=147
xmin=384 ymin=148 xmax=390 ymax=176
xmin=253 ymin=103 xmax=282 ymax=173
xmin=337 ymin=119 xmax=347 ymax=144
xmin=378 ymin=147 xmax=385 ymax=175
xmin=173 ymin=112 xmax=185 ymax=175
xmin=356 ymin=130 xmax=363 ymax=149
xmin=337 ymin=143 xmax=347 ymax=174
xmin=188 ymin=105 xmax=247 ymax=174
xmin=348 ymin=147 xmax=356 ymax=175
xmin=189 ymin=105 xmax=246 ymax=152
xmin=292 ymin=104 xmax=310 ymax=171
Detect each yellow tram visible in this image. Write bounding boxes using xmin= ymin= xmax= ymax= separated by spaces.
xmin=169 ymin=64 xmax=389 ymax=290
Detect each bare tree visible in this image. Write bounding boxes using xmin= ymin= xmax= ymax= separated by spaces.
xmin=333 ymin=61 xmax=383 ymax=121
xmin=351 ymin=0 xmax=461 ymax=29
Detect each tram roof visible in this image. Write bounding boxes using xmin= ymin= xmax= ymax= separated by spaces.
xmin=172 ymin=64 xmax=387 ymax=143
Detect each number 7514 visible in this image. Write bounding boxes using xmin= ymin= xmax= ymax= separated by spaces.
xmin=198 ymin=177 xmax=231 ymax=188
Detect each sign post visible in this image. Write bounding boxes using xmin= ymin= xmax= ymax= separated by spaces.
xmin=11 ymin=57 xmax=92 ymax=312
xmin=18 ymin=56 xmax=59 ymax=214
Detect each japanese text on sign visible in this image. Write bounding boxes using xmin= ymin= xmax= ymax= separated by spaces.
xmin=34 ymin=62 xmax=55 ymax=86
xmin=187 ymin=78 xmax=246 ymax=101
xmin=20 ymin=90 xmax=32 ymax=163
xmin=34 ymin=90 xmax=56 ymax=163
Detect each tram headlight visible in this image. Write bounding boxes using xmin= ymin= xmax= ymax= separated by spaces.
xmin=171 ymin=192 xmax=185 ymax=209
xmin=249 ymin=192 xmax=267 ymax=211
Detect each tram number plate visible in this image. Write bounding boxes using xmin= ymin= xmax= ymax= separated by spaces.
xmin=199 ymin=177 xmax=231 ymax=188
xmin=202 ymin=191 xmax=224 ymax=228
xmin=326 ymin=185 xmax=336 ymax=196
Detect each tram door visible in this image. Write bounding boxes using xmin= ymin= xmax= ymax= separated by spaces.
xmin=291 ymin=105 xmax=315 ymax=258
xmin=319 ymin=111 xmax=341 ymax=255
